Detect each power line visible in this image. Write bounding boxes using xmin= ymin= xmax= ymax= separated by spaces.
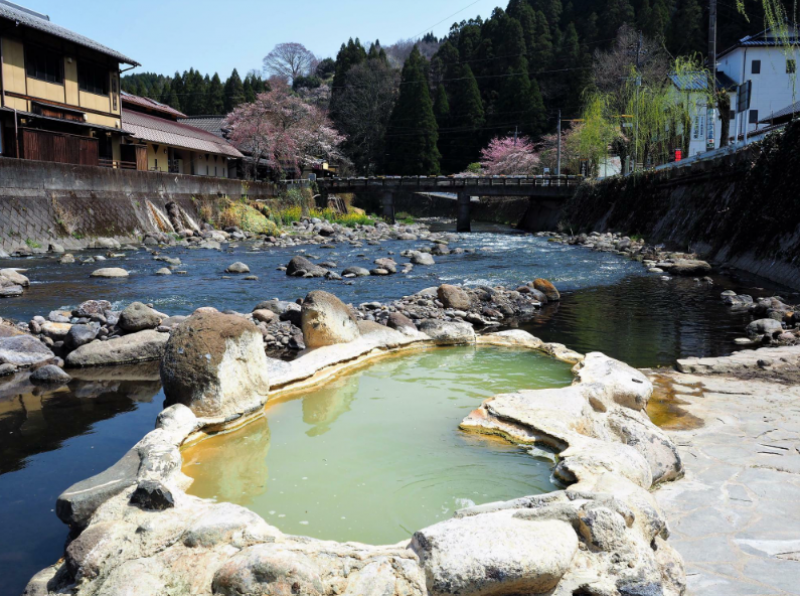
xmin=410 ymin=0 xmax=488 ymax=40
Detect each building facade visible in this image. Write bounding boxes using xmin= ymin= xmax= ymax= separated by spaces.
xmin=0 ymin=0 xmax=138 ymax=166
xmin=121 ymin=93 xmax=242 ymax=177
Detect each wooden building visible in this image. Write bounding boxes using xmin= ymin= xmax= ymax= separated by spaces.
xmin=121 ymin=94 xmax=243 ymax=176
xmin=0 ymin=0 xmax=139 ymax=167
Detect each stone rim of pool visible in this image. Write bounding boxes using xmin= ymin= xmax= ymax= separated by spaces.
xmin=28 ymin=316 xmax=686 ymax=596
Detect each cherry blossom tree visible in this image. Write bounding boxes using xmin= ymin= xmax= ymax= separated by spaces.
xmin=478 ymin=135 xmax=540 ymax=175
xmin=224 ymin=87 xmax=346 ymax=180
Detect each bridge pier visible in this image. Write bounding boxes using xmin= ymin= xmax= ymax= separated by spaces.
xmin=381 ymin=192 xmax=395 ymax=224
xmin=456 ymin=191 xmax=471 ymax=232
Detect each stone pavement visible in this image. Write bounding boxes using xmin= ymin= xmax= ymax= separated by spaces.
xmin=650 ymin=347 xmax=800 ymax=595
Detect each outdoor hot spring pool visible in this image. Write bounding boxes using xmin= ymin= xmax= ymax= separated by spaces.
xmin=182 ymin=346 xmax=575 ymax=545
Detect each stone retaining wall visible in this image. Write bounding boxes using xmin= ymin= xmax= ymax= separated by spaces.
xmin=0 ymin=158 xmax=280 ymax=252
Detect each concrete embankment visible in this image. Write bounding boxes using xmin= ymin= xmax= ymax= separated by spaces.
xmin=557 ymin=121 xmax=800 ymax=289
xmin=0 ymin=157 xmax=282 ymax=253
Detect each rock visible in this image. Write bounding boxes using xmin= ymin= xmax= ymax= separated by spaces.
xmin=437 ymin=284 xmax=471 ymax=310
xmin=73 ymin=300 xmax=112 ymax=318
xmin=374 ymin=258 xmax=397 ymax=274
xmin=66 ymin=324 xmax=99 ymax=350
xmin=155 ymin=268 xmax=172 ymax=276
xmin=56 ymin=448 xmax=141 ymax=530
xmin=387 ymin=312 xmax=416 ymax=333
xmin=342 ymin=266 xmax=370 ymax=277
xmin=301 ymin=291 xmax=361 ymax=349
xmin=0 ymin=268 xmax=30 ymax=287
xmin=160 ymin=311 xmax=270 ymax=419
xmin=90 ymin=268 xmax=129 ymax=278
xmin=65 ymin=330 xmax=168 ymax=367
xmin=49 ymin=243 xmax=65 ymax=253
xmin=412 ymin=512 xmax=578 ymax=596
xmin=370 ymin=268 xmax=390 ymax=276
xmin=252 ymin=309 xmax=276 ymax=324
xmin=30 ymin=364 xmax=72 ymax=385
xmin=722 ymin=293 xmax=753 ymax=307
xmin=40 ymin=321 xmax=73 ymax=341
xmin=663 ymin=259 xmax=712 ymax=276
xmin=746 ymin=318 xmax=783 ymax=338
xmin=533 ymin=278 xmax=561 ymax=301
xmin=0 ymin=285 xmax=24 ymax=297
xmin=418 ymin=320 xmax=476 ymax=345
xmin=119 ymin=302 xmax=163 ymax=332
xmin=286 ymin=256 xmax=327 ymax=277
xmin=212 ymin=545 xmax=322 ymax=596
xmin=410 ymin=252 xmax=435 ymax=265
xmin=226 ymin=262 xmax=250 ymax=274
xmin=576 ymin=352 xmax=652 ymax=412
xmin=0 ymin=335 xmax=55 ymax=367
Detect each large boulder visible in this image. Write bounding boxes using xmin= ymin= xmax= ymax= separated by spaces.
xmin=412 ymin=512 xmax=578 ymax=596
xmin=373 ymin=258 xmax=397 ymax=274
xmin=119 ymin=302 xmax=163 ymax=332
xmin=342 ymin=266 xmax=370 ymax=277
xmin=533 ymin=278 xmax=560 ymax=301
xmin=301 ymin=291 xmax=360 ymax=349
xmin=65 ymin=330 xmax=168 ymax=367
xmin=410 ymin=252 xmax=435 ymax=265
xmin=226 ymin=262 xmax=250 ymax=274
xmin=160 ymin=311 xmax=270 ymax=419
xmin=0 ymin=335 xmax=55 ymax=367
xmin=437 ymin=284 xmax=471 ymax=310
xmin=286 ymin=256 xmax=327 ymax=278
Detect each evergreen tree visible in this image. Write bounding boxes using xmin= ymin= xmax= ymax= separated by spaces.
xmin=530 ymin=10 xmax=554 ymax=71
xmin=315 ymin=57 xmax=336 ymax=80
xmin=604 ymin=0 xmax=636 ymax=39
xmin=207 ymin=73 xmax=225 ymax=114
xmin=561 ymin=22 xmax=590 ymax=110
xmin=385 ymin=46 xmax=440 ymax=175
xmin=243 ymin=75 xmax=255 ymax=103
xmin=445 ymin=63 xmax=485 ymax=171
xmin=171 ymin=72 xmax=185 ymax=112
xmin=433 ymin=83 xmax=450 ymax=124
xmin=530 ymin=0 xmax=563 ymax=33
xmin=223 ymin=68 xmax=245 ymax=112
xmin=670 ymin=0 xmax=705 ymax=55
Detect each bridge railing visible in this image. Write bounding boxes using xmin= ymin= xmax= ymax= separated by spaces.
xmin=319 ymin=175 xmax=583 ymax=190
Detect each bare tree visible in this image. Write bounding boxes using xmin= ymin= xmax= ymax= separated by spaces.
xmin=263 ymin=42 xmax=315 ymax=83
xmin=593 ymin=25 xmax=669 ymax=99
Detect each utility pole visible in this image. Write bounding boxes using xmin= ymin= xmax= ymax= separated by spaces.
xmin=708 ymin=0 xmax=718 ymax=150
xmin=514 ymin=125 xmax=518 ymax=146
xmin=556 ymin=109 xmax=561 ymax=178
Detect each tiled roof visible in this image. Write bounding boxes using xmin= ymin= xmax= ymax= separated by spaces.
xmin=0 ymin=1 xmax=138 ymax=65
xmin=178 ymin=116 xmax=227 ymax=138
xmin=121 ymin=92 xmax=187 ymax=119
xmin=717 ymin=26 xmax=800 ymax=59
xmin=121 ymin=110 xmax=243 ymax=158
xmin=670 ymin=71 xmax=739 ymax=92
xmin=759 ymin=100 xmax=800 ymax=123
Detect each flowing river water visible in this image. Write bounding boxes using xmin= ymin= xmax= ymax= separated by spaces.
xmin=0 ymin=223 xmax=788 ymax=595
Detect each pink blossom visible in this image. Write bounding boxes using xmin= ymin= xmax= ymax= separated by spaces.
xmin=224 ymin=87 xmax=345 ymax=177
xmin=478 ymin=136 xmax=540 ymax=175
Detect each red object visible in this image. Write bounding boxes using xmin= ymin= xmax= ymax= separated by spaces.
xmin=675 ymin=149 xmax=682 ymax=161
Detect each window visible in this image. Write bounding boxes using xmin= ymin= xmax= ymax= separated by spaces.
xmin=751 ymin=60 xmax=761 ymax=74
xmin=729 ymin=109 xmax=736 ymax=121
xmin=749 ymin=109 xmax=759 ymax=124
xmin=788 ymin=59 xmax=797 ymax=74
xmin=79 ymin=62 xmax=109 ymax=95
xmin=25 ymin=46 xmax=63 ymax=84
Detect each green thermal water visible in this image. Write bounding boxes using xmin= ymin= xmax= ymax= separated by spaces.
xmin=182 ymin=347 xmax=574 ymax=545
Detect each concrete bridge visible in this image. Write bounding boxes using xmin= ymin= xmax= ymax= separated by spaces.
xmin=317 ymin=175 xmax=582 ymax=231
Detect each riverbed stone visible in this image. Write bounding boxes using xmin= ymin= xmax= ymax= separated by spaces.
xmin=66 ymin=324 xmax=99 ymax=349
xmin=40 ymin=321 xmax=72 ymax=340
xmin=160 ymin=311 xmax=270 ymax=419
xmin=418 ymin=319 xmax=476 ymax=345
xmin=342 ymin=266 xmax=370 ymax=277
xmin=0 ymin=284 xmax=23 ymax=297
xmin=374 ymin=258 xmax=397 ymax=274
xmin=746 ymin=318 xmax=782 ymax=337
xmin=286 ymin=256 xmax=327 ymax=277
xmin=410 ymin=251 xmax=435 ymax=265
xmin=387 ymin=312 xmax=416 ymax=333
xmin=65 ymin=330 xmax=168 ymax=367
xmin=73 ymin=300 xmax=112 ymax=319
xmin=226 ymin=262 xmax=250 ymax=274
xmin=90 ymin=268 xmax=129 ymax=278
xmin=0 ymin=335 xmax=55 ymax=367
xmin=252 ymin=309 xmax=276 ymax=324
xmin=155 ymin=267 xmax=172 ymax=276
xmin=412 ymin=513 xmax=578 ymax=596
xmin=301 ymin=290 xmax=360 ymax=349
xmin=576 ymin=352 xmax=653 ymax=411
xmin=0 ymin=268 xmax=30 ymax=287
xmin=437 ymin=284 xmax=471 ymax=310
xmin=30 ymin=364 xmax=72 ymax=385
xmin=533 ymin=278 xmax=560 ymax=301
xmin=663 ymin=259 xmax=712 ymax=276
xmin=119 ymin=302 xmax=163 ymax=333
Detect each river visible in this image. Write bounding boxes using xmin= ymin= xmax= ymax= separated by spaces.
xmin=0 ymin=222 xmax=785 ymax=595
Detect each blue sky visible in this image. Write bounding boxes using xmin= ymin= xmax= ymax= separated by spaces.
xmin=25 ymin=0 xmax=498 ymax=77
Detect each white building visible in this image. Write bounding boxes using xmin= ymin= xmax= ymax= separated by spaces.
xmin=673 ymin=26 xmax=800 ymax=158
